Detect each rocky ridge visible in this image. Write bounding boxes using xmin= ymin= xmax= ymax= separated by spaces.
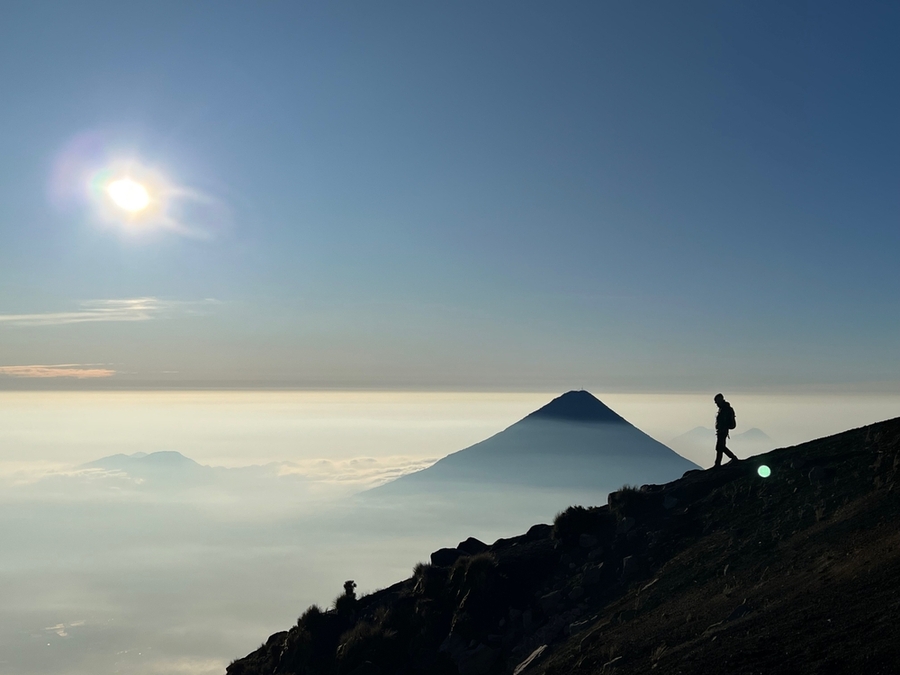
xmin=227 ymin=415 xmax=900 ymax=675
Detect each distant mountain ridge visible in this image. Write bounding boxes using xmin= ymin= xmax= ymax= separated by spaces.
xmin=367 ymin=390 xmax=698 ymax=495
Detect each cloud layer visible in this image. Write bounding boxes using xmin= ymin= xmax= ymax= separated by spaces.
xmin=0 ymin=364 xmax=115 ymax=379
xmin=0 ymin=297 xmax=217 ymax=327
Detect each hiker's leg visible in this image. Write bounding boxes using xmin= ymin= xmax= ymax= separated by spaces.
xmin=715 ymin=434 xmax=727 ymax=466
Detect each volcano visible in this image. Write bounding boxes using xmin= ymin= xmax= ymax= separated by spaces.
xmin=368 ymin=390 xmax=698 ymax=496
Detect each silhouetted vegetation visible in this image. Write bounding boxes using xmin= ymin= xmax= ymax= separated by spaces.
xmin=608 ymin=483 xmax=662 ymax=519
xmin=553 ymin=505 xmax=614 ymax=545
xmin=334 ymin=580 xmax=358 ymax=617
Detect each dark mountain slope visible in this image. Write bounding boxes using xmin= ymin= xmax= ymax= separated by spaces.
xmin=368 ymin=391 xmax=698 ymax=495
xmin=227 ymin=414 xmax=900 ymax=675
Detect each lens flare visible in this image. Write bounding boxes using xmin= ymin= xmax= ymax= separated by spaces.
xmin=50 ymin=132 xmax=229 ymax=239
xmin=107 ymin=178 xmax=150 ymax=212
xmin=757 ymin=465 xmax=771 ymax=478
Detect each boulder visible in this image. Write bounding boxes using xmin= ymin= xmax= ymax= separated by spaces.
xmin=457 ymin=537 xmax=490 ymax=555
xmin=525 ymin=524 xmax=553 ymax=540
xmin=431 ymin=547 xmax=464 ymax=567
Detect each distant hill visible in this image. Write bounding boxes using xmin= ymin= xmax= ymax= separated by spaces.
xmin=78 ymin=451 xmax=298 ymax=493
xmin=83 ymin=450 xmax=205 ymax=473
xmin=228 ymin=415 xmax=900 ymax=675
xmin=80 ymin=450 xmax=215 ymax=488
xmin=367 ymin=391 xmax=699 ymax=497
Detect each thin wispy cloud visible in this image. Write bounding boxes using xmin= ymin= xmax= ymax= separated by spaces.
xmin=0 ymin=297 xmax=218 ymax=327
xmin=0 ymin=364 xmax=116 ymax=378
xmin=45 ymin=621 xmax=85 ymax=638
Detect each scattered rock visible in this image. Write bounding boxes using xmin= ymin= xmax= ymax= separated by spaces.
xmin=579 ymin=620 xmax=610 ymax=652
xmin=702 ymin=620 xmax=725 ymax=637
xmin=663 ymin=495 xmax=679 ymax=510
xmin=538 ymin=590 xmax=563 ymax=613
xmin=567 ymin=617 xmax=594 ymax=635
xmin=583 ymin=564 xmax=603 ymax=586
xmin=568 ymin=586 xmax=584 ymax=601
xmin=603 ymin=655 xmax=623 ymax=669
xmin=512 ymin=645 xmax=547 ymax=675
xmin=640 ymin=577 xmax=659 ymax=592
xmin=588 ymin=546 xmax=605 ymax=561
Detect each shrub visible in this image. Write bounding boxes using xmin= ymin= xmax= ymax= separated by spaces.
xmin=413 ymin=562 xmax=447 ymax=599
xmin=298 ymin=604 xmax=324 ymax=629
xmin=553 ymin=505 xmax=596 ymax=544
xmin=334 ymin=580 xmax=358 ymax=617
xmin=608 ymin=484 xmax=657 ymax=518
xmin=450 ymin=552 xmax=496 ymax=594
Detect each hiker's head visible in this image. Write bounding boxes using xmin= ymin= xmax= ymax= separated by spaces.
xmin=714 ymin=393 xmax=725 ymax=406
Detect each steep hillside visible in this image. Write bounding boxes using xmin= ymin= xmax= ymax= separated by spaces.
xmin=227 ymin=416 xmax=900 ymax=675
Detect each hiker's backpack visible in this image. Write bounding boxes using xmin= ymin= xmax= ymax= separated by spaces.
xmin=723 ymin=404 xmax=737 ymax=430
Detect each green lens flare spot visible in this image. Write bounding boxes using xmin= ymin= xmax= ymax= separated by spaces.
xmin=757 ymin=465 xmax=771 ymax=478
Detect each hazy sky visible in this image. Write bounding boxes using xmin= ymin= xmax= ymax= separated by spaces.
xmin=1 ymin=2 xmax=898 ymax=391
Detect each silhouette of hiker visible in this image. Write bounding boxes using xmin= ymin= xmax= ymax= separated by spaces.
xmin=713 ymin=393 xmax=738 ymax=467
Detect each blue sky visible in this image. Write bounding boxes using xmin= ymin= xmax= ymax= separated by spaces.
xmin=0 ymin=1 xmax=897 ymax=391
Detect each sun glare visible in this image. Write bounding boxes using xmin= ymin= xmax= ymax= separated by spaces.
xmin=107 ymin=178 xmax=150 ymax=212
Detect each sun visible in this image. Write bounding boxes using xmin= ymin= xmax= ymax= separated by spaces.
xmin=107 ymin=178 xmax=150 ymax=212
